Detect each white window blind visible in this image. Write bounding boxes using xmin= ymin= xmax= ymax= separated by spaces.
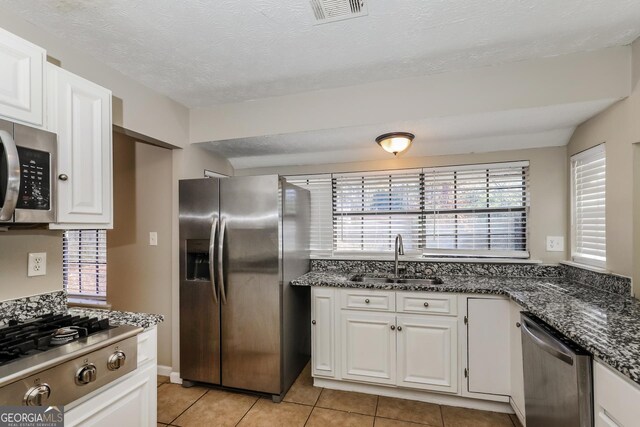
xmin=63 ymin=230 xmax=107 ymax=299
xmin=287 ymin=161 xmax=529 ymax=258
xmin=571 ymin=144 xmax=606 ymax=268
xmin=423 ymin=162 xmax=529 ymax=258
xmin=333 ymin=170 xmax=423 ymax=254
xmin=285 ymin=175 xmax=333 ymax=256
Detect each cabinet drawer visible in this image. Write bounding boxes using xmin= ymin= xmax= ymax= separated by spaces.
xmin=397 ymin=293 xmax=457 ymax=316
xmin=341 ymin=290 xmax=395 ymax=312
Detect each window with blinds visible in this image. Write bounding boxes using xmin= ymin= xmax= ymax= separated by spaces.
xmin=286 ymin=161 xmax=529 ymax=258
xmin=571 ymin=144 xmax=606 ymax=268
xmin=63 ymin=230 xmax=107 ymax=299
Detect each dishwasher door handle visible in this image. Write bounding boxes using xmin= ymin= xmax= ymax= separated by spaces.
xmin=521 ymin=318 xmax=574 ymax=366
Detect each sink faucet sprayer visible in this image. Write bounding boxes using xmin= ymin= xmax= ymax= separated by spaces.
xmin=394 ymin=234 xmax=404 ymax=278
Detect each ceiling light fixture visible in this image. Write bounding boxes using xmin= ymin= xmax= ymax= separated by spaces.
xmin=376 ymin=132 xmax=415 ymax=156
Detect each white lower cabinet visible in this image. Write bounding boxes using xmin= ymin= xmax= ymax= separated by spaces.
xmin=397 ymin=314 xmax=457 ymax=393
xmin=311 ymin=287 xmax=336 ymax=378
xmin=466 ymin=297 xmax=510 ymax=396
xmin=509 ymin=302 xmax=526 ymax=424
xmin=594 ymin=360 xmax=640 ymax=427
xmin=65 ymin=362 xmax=156 ymax=427
xmin=341 ymin=311 xmax=397 ymax=385
xmin=65 ymin=327 xmax=158 ymax=426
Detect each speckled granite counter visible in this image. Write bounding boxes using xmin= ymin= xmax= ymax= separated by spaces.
xmin=292 ymin=271 xmax=640 ymax=386
xmin=66 ymin=307 xmax=163 ymax=329
xmin=0 ymin=291 xmax=164 ymax=330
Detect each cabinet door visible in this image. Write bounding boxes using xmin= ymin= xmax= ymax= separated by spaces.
xmin=0 ymin=27 xmax=44 ymax=126
xmin=509 ymin=302 xmax=526 ymax=423
xmin=47 ymin=63 xmax=113 ymax=227
xmin=397 ymin=315 xmax=458 ymax=393
xmin=341 ymin=311 xmax=396 ymax=385
xmin=311 ymin=287 xmax=336 ymax=378
xmin=65 ymin=363 xmax=156 ymax=426
xmin=467 ymin=298 xmax=510 ymax=396
xmin=594 ymin=361 xmax=640 ymax=427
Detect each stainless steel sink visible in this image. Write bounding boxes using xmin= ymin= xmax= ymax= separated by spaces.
xmin=350 ymin=275 xmax=443 ymax=285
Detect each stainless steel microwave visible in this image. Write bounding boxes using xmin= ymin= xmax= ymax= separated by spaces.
xmin=0 ymin=118 xmax=56 ymax=224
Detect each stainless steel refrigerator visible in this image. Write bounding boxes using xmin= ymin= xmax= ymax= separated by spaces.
xmin=179 ymin=175 xmax=311 ymax=401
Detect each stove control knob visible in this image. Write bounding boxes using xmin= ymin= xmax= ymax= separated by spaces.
xmin=76 ymin=364 xmax=97 ymax=385
xmin=24 ymin=383 xmax=51 ymax=406
xmin=107 ymin=351 xmax=126 ymax=371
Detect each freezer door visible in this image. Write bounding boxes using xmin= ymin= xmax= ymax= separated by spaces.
xmin=220 ymin=175 xmax=282 ymax=394
xmin=179 ymin=178 xmax=221 ymax=384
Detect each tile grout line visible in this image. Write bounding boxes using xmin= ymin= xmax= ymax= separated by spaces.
xmin=233 ymin=395 xmax=260 ymax=426
xmin=167 ymin=387 xmax=210 ymax=426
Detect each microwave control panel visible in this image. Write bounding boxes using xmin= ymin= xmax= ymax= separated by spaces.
xmin=17 ymin=147 xmax=50 ymax=211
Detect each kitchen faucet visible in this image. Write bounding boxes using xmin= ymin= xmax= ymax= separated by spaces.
xmin=394 ymin=234 xmax=405 ymax=278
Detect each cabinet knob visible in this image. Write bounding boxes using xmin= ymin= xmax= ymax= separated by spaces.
xmin=423 ymin=302 xmax=430 ymax=308
xmin=390 ymin=325 xmax=395 ymax=330
xmin=516 ymin=322 xmax=521 ymax=328
xmin=364 ymin=299 xmax=370 ymax=304
xmin=311 ymin=320 xmax=316 ymax=325
xmin=397 ymin=326 xmax=403 ymax=331
xmin=58 ymin=174 xmax=69 ymax=181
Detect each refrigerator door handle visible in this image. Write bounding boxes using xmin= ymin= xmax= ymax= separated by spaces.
xmin=209 ymin=217 xmax=219 ymax=304
xmin=0 ymin=130 xmax=20 ymax=221
xmin=218 ymin=218 xmax=228 ymax=304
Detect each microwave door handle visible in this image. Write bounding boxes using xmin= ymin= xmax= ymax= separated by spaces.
xmin=0 ymin=130 xmax=20 ymax=221
xmin=218 ymin=218 xmax=227 ymax=304
xmin=209 ymin=217 xmax=219 ymax=304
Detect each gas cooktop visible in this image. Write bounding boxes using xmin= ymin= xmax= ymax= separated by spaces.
xmin=0 ymin=312 xmax=143 ymax=406
xmin=0 ymin=313 xmax=112 ymax=365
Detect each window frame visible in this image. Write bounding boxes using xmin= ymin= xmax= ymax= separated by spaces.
xmin=570 ymin=143 xmax=606 ymax=269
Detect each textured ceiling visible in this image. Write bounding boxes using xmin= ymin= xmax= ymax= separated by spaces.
xmin=1 ymin=0 xmax=639 ymax=107
xmin=202 ymin=99 xmax=616 ymax=169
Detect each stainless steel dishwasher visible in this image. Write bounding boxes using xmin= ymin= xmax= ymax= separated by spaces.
xmin=521 ymin=313 xmax=593 ymax=427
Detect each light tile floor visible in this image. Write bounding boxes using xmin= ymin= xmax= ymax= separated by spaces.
xmin=156 ymin=366 xmax=523 ymax=427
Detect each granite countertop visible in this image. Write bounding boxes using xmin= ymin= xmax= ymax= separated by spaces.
xmin=292 ymin=271 xmax=640 ymax=386
xmin=66 ymin=307 xmax=164 ymax=329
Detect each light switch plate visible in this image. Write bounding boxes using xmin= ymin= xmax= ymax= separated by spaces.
xmin=28 ymin=252 xmax=46 ymax=277
xmin=546 ymin=236 xmax=564 ymax=252
xmin=149 ymin=232 xmax=158 ymax=246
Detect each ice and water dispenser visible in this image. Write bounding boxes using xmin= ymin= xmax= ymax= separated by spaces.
xmin=185 ymin=239 xmax=211 ymax=281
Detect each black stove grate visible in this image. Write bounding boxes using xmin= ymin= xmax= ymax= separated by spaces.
xmin=0 ymin=313 xmax=111 ymax=365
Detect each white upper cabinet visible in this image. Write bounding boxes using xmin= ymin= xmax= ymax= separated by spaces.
xmin=46 ymin=63 xmax=113 ymax=228
xmin=0 ymin=27 xmax=45 ymax=126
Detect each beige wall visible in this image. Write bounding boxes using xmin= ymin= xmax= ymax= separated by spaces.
xmin=567 ymin=38 xmax=640 ymax=286
xmin=108 ymin=132 xmax=173 ymax=367
xmin=0 ymin=230 xmax=63 ymax=300
xmin=238 ymin=145 xmax=568 ymax=264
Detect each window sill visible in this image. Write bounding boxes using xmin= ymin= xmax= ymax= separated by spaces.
xmin=560 ymin=260 xmax=609 ymax=274
xmin=67 ymin=297 xmax=112 ymax=310
xmin=311 ymin=255 xmax=542 ymax=264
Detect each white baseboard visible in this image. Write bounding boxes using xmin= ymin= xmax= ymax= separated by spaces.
xmin=314 ymin=378 xmax=514 ymax=414
xmin=157 ymin=365 xmax=172 ymax=376
xmin=169 ymin=371 xmax=183 ymax=384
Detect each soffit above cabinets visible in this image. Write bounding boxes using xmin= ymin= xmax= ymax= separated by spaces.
xmin=1 ymin=0 xmax=639 ymax=106
xmin=200 ymin=99 xmax=616 ymax=169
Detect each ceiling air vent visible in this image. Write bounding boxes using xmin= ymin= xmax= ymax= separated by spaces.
xmin=310 ymin=0 xmax=368 ymax=25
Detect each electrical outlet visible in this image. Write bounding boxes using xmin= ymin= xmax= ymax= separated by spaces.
xmin=546 ymin=236 xmax=565 ymax=252
xmin=149 ymin=232 xmax=158 ymax=246
xmin=28 ymin=252 xmax=47 ymax=277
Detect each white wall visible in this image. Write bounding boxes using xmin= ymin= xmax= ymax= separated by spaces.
xmin=238 ymin=145 xmax=568 ymax=264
